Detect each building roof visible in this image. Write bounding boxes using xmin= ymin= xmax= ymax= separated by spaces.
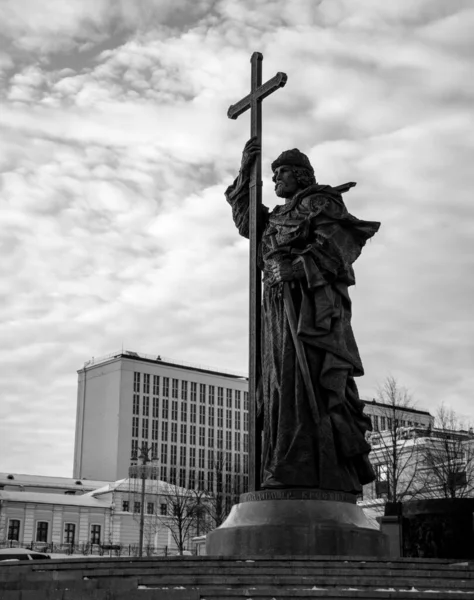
xmin=79 ymin=350 xmax=248 ymax=380
xmin=0 ymin=472 xmax=112 ymax=492
xmin=0 ymin=490 xmax=112 ymax=508
xmin=363 ymin=399 xmax=432 ymax=417
xmin=89 ymin=478 xmax=196 ymax=498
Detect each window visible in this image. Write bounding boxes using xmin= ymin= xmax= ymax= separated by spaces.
xmin=162 ymin=398 xmax=169 ymax=419
xmin=64 ymin=523 xmax=75 ymax=544
xmin=122 ymin=501 xmax=129 ymax=512
xmin=190 ymin=447 xmax=196 ymax=467
xmin=181 ymin=402 xmax=187 ymax=422
xmin=36 ymin=521 xmax=48 ymax=543
xmin=90 ymin=524 xmax=101 ymax=545
xmin=172 ymin=378 xmax=178 ymax=398
xmin=235 ymin=453 xmax=241 ymax=472
xmin=198 ymin=471 xmax=205 ymax=490
xmin=143 ymin=373 xmax=150 ymax=394
xmin=388 ymin=417 xmax=393 ymax=429
xmin=152 ymin=397 xmax=159 ymax=418
xmin=235 ymin=432 xmax=241 ymax=451
xmin=243 ymin=412 xmax=248 ymax=432
xmin=199 ymin=448 xmax=205 ymax=469
xmin=373 ymin=415 xmax=379 ymax=431
xmin=179 ymin=468 xmax=186 ymax=487
xmin=190 ymin=425 xmax=196 ymax=445
xmin=133 ymin=372 xmax=140 ymax=393
xmin=208 ymin=428 xmax=214 ymax=447
xmin=226 ymin=410 xmax=232 ymax=429
xmin=189 ymin=470 xmax=196 ymax=489
xmin=217 ymin=429 xmax=223 ymax=449
xmin=226 ymin=389 xmax=232 ymax=408
xmin=171 ymin=422 xmax=177 ymax=442
xmin=7 ymin=519 xmax=20 ymax=541
xmin=208 ymin=449 xmax=214 ymax=467
xmin=199 ymin=427 xmax=205 ymax=446
xmin=243 ymin=475 xmax=248 ymax=491
xmin=151 ymin=442 xmax=158 ymax=458
xmin=243 ymin=454 xmax=249 ymax=474
xmin=170 ymin=444 xmax=177 ymax=465
xmin=142 ymin=418 xmax=149 ymax=439
xmin=133 ymin=394 xmax=140 ymax=415
xmin=147 ymin=502 xmax=154 ymax=515
xmin=170 ymin=467 xmax=177 ymax=484
xmin=153 ymin=375 xmax=160 ymax=396
xmin=226 ymin=451 xmax=232 ymax=470
xmin=208 ymin=406 xmax=215 ymax=427
xmin=217 ymin=408 xmax=223 ymax=428
xmin=134 ymin=502 xmax=141 ymax=513
xmin=180 ymin=446 xmax=187 ymax=466
xmin=180 ymin=423 xmax=187 ymax=444
xmin=190 ymin=404 xmax=197 ymax=423
xmin=143 ymin=396 xmax=149 ymax=416
xmin=163 ymin=377 xmax=169 ymax=397
xmin=226 ymin=431 xmax=232 ymax=450
xmin=235 ymin=474 xmax=241 ymax=494
xmin=200 ymin=383 xmax=206 ymax=403
xmin=160 ymin=503 xmax=167 ymax=515
xmin=161 ymin=421 xmax=168 ymax=442
xmin=207 ymin=470 xmax=214 ymax=490
xmin=181 ymin=381 xmax=188 ymax=400
xmin=191 ymin=382 xmax=197 ymax=402
xmin=199 ymin=405 xmax=206 ymax=425
xmin=243 ymin=392 xmax=249 ymax=410
xmin=132 ymin=417 xmax=139 ymax=438
xmin=225 ymin=473 xmax=232 ymax=493
xmin=209 ymin=386 xmax=215 ymax=405
xmin=380 ymin=416 xmax=386 ymax=430
xmin=131 ymin=439 xmax=138 ymax=457
xmin=218 ymin=387 xmax=223 ymax=406
xmin=161 ymin=443 xmax=168 ymax=463
xmin=152 ymin=419 xmax=158 ymax=440
xmin=243 ymin=433 xmax=249 ymax=452
xmin=235 ymin=411 xmax=241 ymax=430
xmin=171 ymin=400 xmax=178 ymax=421
xmin=235 ymin=390 xmax=241 ymax=409
xmin=160 ymin=465 xmax=167 ymax=480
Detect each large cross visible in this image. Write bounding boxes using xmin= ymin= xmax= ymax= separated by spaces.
xmin=227 ymin=52 xmax=287 ymax=491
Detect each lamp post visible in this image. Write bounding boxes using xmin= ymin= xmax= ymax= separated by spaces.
xmin=129 ymin=442 xmax=158 ymax=557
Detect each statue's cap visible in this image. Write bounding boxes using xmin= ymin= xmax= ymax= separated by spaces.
xmin=271 ymin=149 xmax=314 ymax=174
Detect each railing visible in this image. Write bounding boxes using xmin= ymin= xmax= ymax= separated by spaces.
xmin=0 ymin=540 xmax=194 ymax=557
xmin=83 ymin=350 xmax=247 ymax=379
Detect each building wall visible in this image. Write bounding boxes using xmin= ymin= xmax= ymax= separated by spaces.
xmin=73 ymin=353 xmax=250 ymax=506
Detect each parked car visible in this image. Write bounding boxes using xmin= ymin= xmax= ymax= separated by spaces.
xmin=0 ymin=548 xmax=51 ymax=562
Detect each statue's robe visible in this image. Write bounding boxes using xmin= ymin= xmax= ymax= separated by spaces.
xmin=226 ymin=171 xmax=380 ymax=493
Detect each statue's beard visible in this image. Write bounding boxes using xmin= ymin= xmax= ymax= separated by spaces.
xmin=275 ymin=183 xmax=297 ymax=198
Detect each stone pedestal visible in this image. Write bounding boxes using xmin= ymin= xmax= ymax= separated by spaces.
xmin=206 ymin=489 xmax=389 ymax=557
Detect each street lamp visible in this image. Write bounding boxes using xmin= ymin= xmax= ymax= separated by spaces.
xmin=129 ymin=442 xmax=159 ymax=557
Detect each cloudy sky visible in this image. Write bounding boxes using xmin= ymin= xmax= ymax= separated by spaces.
xmin=1 ymin=0 xmax=473 ymax=477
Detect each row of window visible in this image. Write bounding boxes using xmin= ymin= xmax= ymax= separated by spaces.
xmin=133 ymin=373 xmax=248 ymax=409
xmin=132 ymin=418 xmax=249 ymax=447
xmin=7 ymin=520 xmax=101 ymax=545
xmin=134 ymin=467 xmax=248 ymax=492
xmin=372 ymin=415 xmax=425 ymax=432
xmin=132 ymin=397 xmax=248 ymax=431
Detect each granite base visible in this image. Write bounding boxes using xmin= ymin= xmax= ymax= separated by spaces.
xmin=206 ymin=489 xmax=389 ymax=557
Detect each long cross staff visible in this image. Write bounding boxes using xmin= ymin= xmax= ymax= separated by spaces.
xmin=228 ymin=52 xmax=287 ymax=491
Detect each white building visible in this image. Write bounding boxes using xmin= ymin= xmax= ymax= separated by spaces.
xmin=73 ymin=351 xmax=249 ymax=509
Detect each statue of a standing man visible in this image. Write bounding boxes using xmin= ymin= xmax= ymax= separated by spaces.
xmin=226 ymin=138 xmax=380 ymax=494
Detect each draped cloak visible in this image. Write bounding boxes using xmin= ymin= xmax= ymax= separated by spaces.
xmin=226 ymin=171 xmax=380 ymax=493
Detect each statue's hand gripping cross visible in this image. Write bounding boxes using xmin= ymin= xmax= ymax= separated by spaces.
xmin=227 ymin=52 xmax=287 ymax=491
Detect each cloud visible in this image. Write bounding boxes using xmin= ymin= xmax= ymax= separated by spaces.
xmin=1 ymin=0 xmax=473 ymax=475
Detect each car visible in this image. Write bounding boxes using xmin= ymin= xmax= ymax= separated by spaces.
xmin=0 ymin=548 xmax=51 ymax=562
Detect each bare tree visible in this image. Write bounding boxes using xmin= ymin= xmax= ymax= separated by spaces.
xmin=151 ymin=483 xmax=208 ymax=555
xmin=203 ymin=451 xmax=241 ymax=532
xmin=369 ymin=376 xmax=422 ymax=502
xmin=417 ymin=404 xmax=474 ymax=499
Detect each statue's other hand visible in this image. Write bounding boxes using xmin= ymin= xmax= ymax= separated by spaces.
xmin=241 ymin=137 xmax=260 ymax=173
xmin=270 ymin=261 xmax=293 ymax=284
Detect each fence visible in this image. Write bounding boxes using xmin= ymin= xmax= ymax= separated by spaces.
xmin=0 ymin=540 xmax=193 ymax=557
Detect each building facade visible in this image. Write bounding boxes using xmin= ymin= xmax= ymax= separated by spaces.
xmin=73 ymin=351 xmax=249 ymax=508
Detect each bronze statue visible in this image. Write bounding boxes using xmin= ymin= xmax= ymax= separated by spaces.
xmin=226 ymin=138 xmax=380 ymax=493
